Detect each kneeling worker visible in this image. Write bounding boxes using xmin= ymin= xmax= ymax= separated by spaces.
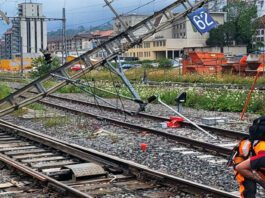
xmin=230 ymin=116 xmax=265 ymax=197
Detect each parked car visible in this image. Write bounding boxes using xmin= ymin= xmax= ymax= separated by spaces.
xmin=133 ymin=64 xmax=142 ymax=68
xmin=171 ymin=58 xmax=183 ymax=68
xmin=150 ymin=62 xmax=159 ymax=67
xmin=121 ymin=64 xmax=134 ymax=69
xmin=70 ymin=64 xmax=85 ymax=71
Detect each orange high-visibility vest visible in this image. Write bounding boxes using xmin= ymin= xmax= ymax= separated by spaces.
xmin=233 ymin=139 xmax=251 ymax=165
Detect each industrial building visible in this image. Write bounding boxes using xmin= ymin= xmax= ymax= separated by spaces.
xmin=1 ymin=2 xmax=47 ymax=59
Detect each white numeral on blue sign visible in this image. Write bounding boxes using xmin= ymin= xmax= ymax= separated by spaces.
xmin=188 ymin=7 xmax=217 ymax=34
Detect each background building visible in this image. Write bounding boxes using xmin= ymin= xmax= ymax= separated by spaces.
xmin=0 ymin=39 xmax=5 ymax=59
xmin=2 ymin=2 xmax=47 ymax=59
xmin=47 ymin=30 xmax=113 ymax=58
xmin=117 ymin=12 xmax=226 ymax=60
xmin=18 ymin=2 xmax=47 ymax=55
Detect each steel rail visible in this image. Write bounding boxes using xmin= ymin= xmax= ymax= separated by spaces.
xmin=46 ymin=93 xmax=248 ymax=139
xmin=0 ymin=120 xmax=238 ymax=197
xmin=0 ymin=153 xmax=92 ymax=198
xmin=30 ymin=97 xmax=233 ymax=156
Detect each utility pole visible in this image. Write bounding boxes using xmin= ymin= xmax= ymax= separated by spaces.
xmin=20 ymin=36 xmax=23 ymax=77
xmin=104 ymin=0 xmax=128 ymax=31
xmin=62 ymin=8 xmax=67 ymax=63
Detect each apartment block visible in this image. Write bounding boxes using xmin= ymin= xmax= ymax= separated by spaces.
xmin=47 ymin=30 xmax=113 ymax=58
xmin=0 ymin=39 xmax=5 ymax=59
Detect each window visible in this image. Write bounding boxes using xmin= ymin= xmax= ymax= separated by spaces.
xmin=144 ymin=42 xmax=150 ymax=48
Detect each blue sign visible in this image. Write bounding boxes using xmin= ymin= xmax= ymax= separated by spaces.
xmin=187 ymin=7 xmax=217 ymax=34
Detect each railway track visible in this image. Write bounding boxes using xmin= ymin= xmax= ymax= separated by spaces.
xmin=25 ymin=93 xmax=249 ymax=158
xmin=8 ymin=88 xmax=251 ymax=194
xmin=0 ymin=120 xmax=237 ymax=197
xmin=0 ymin=75 xmax=25 ymax=82
xmin=47 ymin=93 xmax=248 ymax=140
xmin=0 ymin=161 xmax=57 ymax=197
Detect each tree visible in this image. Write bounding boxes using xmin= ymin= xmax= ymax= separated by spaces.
xmin=206 ymin=21 xmax=236 ymax=48
xmin=206 ymin=0 xmax=257 ymax=51
xmin=30 ymin=56 xmax=61 ymax=78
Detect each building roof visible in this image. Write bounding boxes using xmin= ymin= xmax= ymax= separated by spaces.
xmin=19 ymin=2 xmax=42 ymax=5
xmin=257 ymin=15 xmax=265 ymax=28
xmin=118 ymin=14 xmax=149 ymax=18
xmin=91 ymin=30 xmax=113 ymax=38
xmin=47 ymin=30 xmax=113 ymax=44
xmin=4 ymin=28 xmax=13 ymax=35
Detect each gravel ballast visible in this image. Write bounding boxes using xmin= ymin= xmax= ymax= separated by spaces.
xmin=2 ymin=92 xmax=264 ymax=197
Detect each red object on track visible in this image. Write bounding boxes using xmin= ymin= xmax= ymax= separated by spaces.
xmin=140 ymin=143 xmax=148 ymax=152
xmin=167 ymin=116 xmax=184 ymax=128
xmin=70 ymin=64 xmax=85 ymax=71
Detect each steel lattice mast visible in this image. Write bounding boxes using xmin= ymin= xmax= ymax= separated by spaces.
xmin=0 ymin=0 xmax=209 ymax=117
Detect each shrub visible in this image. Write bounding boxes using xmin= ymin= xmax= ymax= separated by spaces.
xmin=30 ymin=56 xmax=61 ymax=78
xmin=158 ymin=58 xmax=172 ymax=68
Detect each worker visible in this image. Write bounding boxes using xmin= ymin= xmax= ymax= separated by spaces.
xmin=229 ymin=138 xmax=256 ymax=197
xmin=229 ymin=116 xmax=265 ymax=197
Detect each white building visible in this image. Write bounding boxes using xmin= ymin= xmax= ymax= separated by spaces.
xmin=15 ymin=2 xmax=47 ymax=55
xmin=196 ymin=0 xmax=227 ymax=12
xmin=117 ymin=12 xmax=227 ymax=60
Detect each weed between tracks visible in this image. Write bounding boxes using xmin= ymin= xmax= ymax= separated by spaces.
xmin=44 ymin=117 xmax=69 ymax=127
xmin=0 ymin=83 xmax=12 ymax=99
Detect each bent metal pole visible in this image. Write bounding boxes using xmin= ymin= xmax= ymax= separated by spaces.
xmin=157 ymin=97 xmax=217 ymax=140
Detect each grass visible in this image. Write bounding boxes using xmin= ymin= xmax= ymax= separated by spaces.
xmin=0 ymin=83 xmax=12 ymax=99
xmin=44 ymin=117 xmax=69 ymax=127
xmin=60 ymin=82 xmax=265 ymax=114
xmin=28 ymin=103 xmax=45 ymax=111
xmin=81 ymin=67 xmax=265 ymax=85
xmin=4 ymin=67 xmax=264 ymax=115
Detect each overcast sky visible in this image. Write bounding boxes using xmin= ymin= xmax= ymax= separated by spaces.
xmin=0 ymin=0 xmax=176 ymax=36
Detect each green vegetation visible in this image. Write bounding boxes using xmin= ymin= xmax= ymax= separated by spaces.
xmin=44 ymin=117 xmax=69 ymax=127
xmin=28 ymin=103 xmax=46 ymax=111
xmin=0 ymin=83 xmax=12 ymax=99
xmin=207 ymin=0 xmax=258 ymax=51
xmin=158 ymin=58 xmax=173 ymax=68
xmin=80 ymin=67 xmax=265 ymax=85
xmin=52 ymin=80 xmax=265 ymax=114
xmin=30 ymin=56 xmax=61 ymax=78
